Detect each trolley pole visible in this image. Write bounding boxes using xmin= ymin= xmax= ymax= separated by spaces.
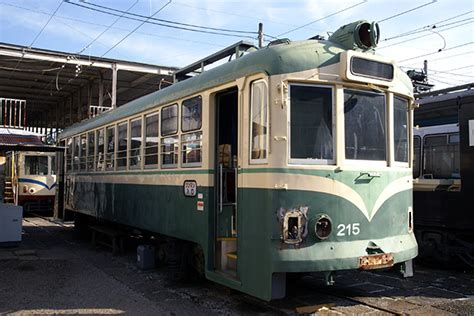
xmin=258 ymin=23 xmax=263 ymax=48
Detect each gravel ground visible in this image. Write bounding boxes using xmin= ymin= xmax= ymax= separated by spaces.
xmin=0 ymin=215 xmax=473 ymax=315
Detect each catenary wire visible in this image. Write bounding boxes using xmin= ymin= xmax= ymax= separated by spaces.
xmin=377 ymin=20 xmax=474 ymax=50
xmin=63 ymin=0 xmax=257 ymax=39
xmin=0 ymin=2 xmax=225 ymax=48
xmin=377 ymin=0 xmax=438 ymax=23
xmin=100 ymin=0 xmax=172 ymax=57
xmin=74 ymin=0 xmax=257 ymax=35
xmin=277 ymin=0 xmax=367 ymax=37
xmin=7 ymin=0 xmax=64 ymax=80
xmin=398 ymin=42 xmax=474 ymax=63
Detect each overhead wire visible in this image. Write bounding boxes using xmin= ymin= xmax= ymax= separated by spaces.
xmin=377 ymin=20 xmax=474 ymax=50
xmin=7 ymin=0 xmax=64 ymax=80
xmin=397 ymin=41 xmax=474 ymax=63
xmin=0 ymin=2 xmax=225 ymax=48
xmin=63 ymin=0 xmax=258 ymax=39
xmin=381 ymin=11 xmax=474 ymax=42
xmin=277 ymin=0 xmax=367 ymax=37
xmin=377 ymin=0 xmax=438 ymax=23
xmin=100 ymin=0 xmax=172 ymax=57
xmin=78 ymin=0 xmax=257 ymax=35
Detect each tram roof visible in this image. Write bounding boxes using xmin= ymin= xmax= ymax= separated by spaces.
xmin=59 ymin=39 xmax=410 ymax=139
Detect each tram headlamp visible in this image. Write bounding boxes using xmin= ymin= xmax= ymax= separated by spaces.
xmin=315 ymin=214 xmax=332 ymax=240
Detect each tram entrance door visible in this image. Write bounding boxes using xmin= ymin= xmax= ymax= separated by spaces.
xmin=214 ymin=87 xmax=239 ymax=277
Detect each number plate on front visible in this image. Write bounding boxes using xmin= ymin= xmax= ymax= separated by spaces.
xmin=359 ymin=253 xmax=394 ymax=270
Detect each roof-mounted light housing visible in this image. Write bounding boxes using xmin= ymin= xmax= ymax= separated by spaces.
xmin=328 ymin=20 xmax=380 ymax=51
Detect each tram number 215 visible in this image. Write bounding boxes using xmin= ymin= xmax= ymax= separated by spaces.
xmin=337 ymin=223 xmax=360 ymax=236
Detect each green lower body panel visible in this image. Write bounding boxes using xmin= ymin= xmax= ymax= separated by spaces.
xmin=65 ymin=172 xmax=418 ymax=301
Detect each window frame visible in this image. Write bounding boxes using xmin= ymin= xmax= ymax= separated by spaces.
xmin=181 ymin=96 xmax=202 ymax=133
xmin=287 ymin=83 xmax=336 ymax=166
xmin=250 ymin=79 xmax=270 ymax=165
xmin=129 ymin=116 xmax=143 ymax=170
xmin=96 ymin=128 xmax=105 ymax=171
xmin=343 ymin=88 xmax=387 ymax=167
xmin=105 ymin=125 xmax=116 ymax=171
xmin=116 ymin=121 xmax=128 ymax=170
xmin=161 ymin=103 xmax=178 ymax=136
xmin=422 ymin=132 xmax=460 ymax=179
xmin=86 ymin=131 xmax=95 ymax=171
xmin=413 ymin=135 xmax=421 ymax=179
xmin=181 ymin=131 xmax=203 ymax=168
xmin=392 ymin=95 xmax=410 ymax=167
xmin=161 ymin=136 xmax=179 ymax=169
xmin=144 ymin=112 xmax=160 ymax=169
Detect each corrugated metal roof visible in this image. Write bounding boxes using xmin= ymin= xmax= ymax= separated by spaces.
xmin=0 ymin=128 xmax=43 ymax=146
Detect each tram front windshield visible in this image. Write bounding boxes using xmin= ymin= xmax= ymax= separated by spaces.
xmin=24 ymin=156 xmax=49 ymax=176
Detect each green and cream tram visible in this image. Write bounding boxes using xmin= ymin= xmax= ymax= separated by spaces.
xmin=59 ymin=20 xmax=417 ymax=300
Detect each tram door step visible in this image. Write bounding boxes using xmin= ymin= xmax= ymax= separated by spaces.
xmin=216 ymin=237 xmax=237 ymax=274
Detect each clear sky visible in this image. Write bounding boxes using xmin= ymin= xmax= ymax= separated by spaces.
xmin=0 ymin=0 xmax=473 ymax=90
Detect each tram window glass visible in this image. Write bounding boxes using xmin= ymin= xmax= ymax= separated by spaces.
xmin=394 ymin=96 xmax=408 ymax=163
xmin=66 ymin=138 xmax=73 ymax=172
xmin=290 ymin=85 xmax=333 ymax=162
xmin=106 ymin=126 xmax=115 ymax=170
xmin=413 ymin=136 xmax=421 ymax=178
xmin=182 ymin=96 xmax=202 ymax=132
xmin=161 ymin=104 xmax=178 ymax=136
xmin=129 ymin=118 xmax=142 ymax=169
xmin=423 ymin=134 xmax=460 ymax=179
xmin=161 ymin=136 xmax=179 ymax=168
xmin=50 ymin=155 xmax=56 ymax=175
xmin=87 ymin=131 xmax=95 ymax=171
xmin=344 ymin=89 xmax=386 ymax=161
xmin=96 ymin=129 xmax=105 ymax=170
xmin=73 ymin=136 xmax=80 ymax=171
xmin=181 ymin=132 xmax=202 ymax=167
xmin=24 ymin=156 xmax=48 ymax=175
xmin=80 ymin=134 xmax=87 ymax=171
xmin=117 ymin=122 xmax=128 ymax=169
xmin=251 ymin=80 xmax=269 ymax=162
xmin=145 ymin=113 xmax=159 ymax=167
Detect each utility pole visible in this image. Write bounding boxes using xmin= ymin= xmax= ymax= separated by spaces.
xmin=258 ymin=23 xmax=263 ymax=48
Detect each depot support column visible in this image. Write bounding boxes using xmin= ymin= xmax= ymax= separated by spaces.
xmin=112 ymin=63 xmax=117 ymax=109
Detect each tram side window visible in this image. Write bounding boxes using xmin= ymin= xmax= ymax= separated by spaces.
xmin=24 ymin=156 xmax=48 ymax=176
xmin=73 ymin=136 xmax=80 ymax=171
xmin=96 ymin=129 xmax=105 ymax=170
xmin=66 ymin=138 xmax=73 ymax=172
xmin=117 ymin=122 xmax=128 ymax=170
xmin=344 ymin=89 xmax=386 ymax=161
xmin=182 ymin=96 xmax=202 ymax=132
xmin=161 ymin=104 xmax=178 ymax=168
xmin=144 ymin=113 xmax=159 ymax=167
xmin=106 ymin=126 xmax=115 ymax=170
xmin=50 ymin=155 xmax=56 ymax=175
xmin=161 ymin=136 xmax=179 ymax=168
xmin=129 ymin=118 xmax=142 ymax=169
xmin=413 ymin=136 xmax=421 ymax=178
xmin=423 ymin=134 xmax=460 ymax=179
xmin=290 ymin=85 xmax=333 ymax=162
xmin=394 ymin=96 xmax=408 ymax=163
xmin=182 ymin=96 xmax=202 ymax=167
xmin=80 ymin=134 xmax=87 ymax=171
xmin=251 ymin=80 xmax=268 ymax=162
xmin=87 ymin=131 xmax=95 ymax=171
xmin=161 ymin=104 xmax=178 ymax=136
